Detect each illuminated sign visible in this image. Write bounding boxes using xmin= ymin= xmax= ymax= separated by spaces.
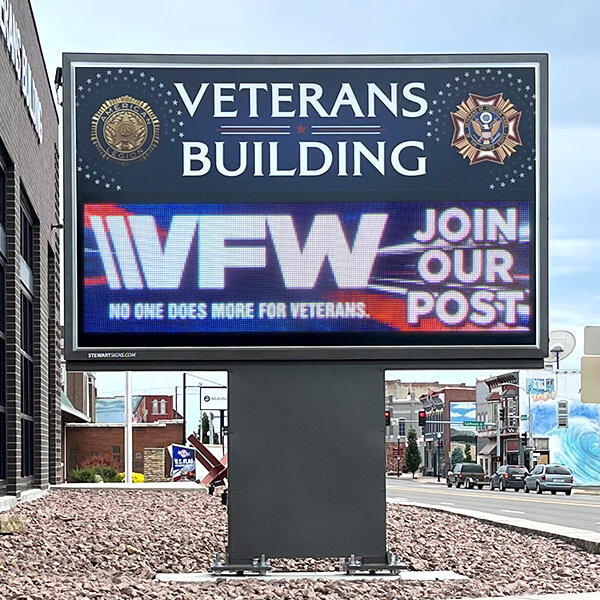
xmin=64 ymin=54 xmax=548 ymax=366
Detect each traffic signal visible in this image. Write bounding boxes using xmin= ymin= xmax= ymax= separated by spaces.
xmin=521 ymin=432 xmax=528 ymax=446
xmin=499 ymin=407 xmax=505 ymax=422
xmin=418 ymin=410 xmax=426 ymax=427
xmin=384 ymin=410 xmax=391 ymax=426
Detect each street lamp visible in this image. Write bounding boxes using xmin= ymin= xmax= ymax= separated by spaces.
xmin=436 ymin=432 xmax=442 ymax=482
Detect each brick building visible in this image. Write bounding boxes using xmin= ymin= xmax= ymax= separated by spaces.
xmin=384 ymin=379 xmax=472 ymax=475
xmin=1 ymin=1 xmax=61 ymax=499
xmin=65 ymin=421 xmax=184 ymax=479
xmin=133 ymin=394 xmax=180 ymax=423
xmin=421 ymin=385 xmax=476 ymax=477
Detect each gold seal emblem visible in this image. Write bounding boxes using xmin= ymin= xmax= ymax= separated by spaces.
xmin=91 ymin=95 xmax=160 ymax=164
xmin=451 ymin=93 xmax=521 ymax=165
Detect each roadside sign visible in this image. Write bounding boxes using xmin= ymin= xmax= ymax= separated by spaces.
xmin=392 ymin=448 xmax=402 ymax=458
xmin=462 ymin=420 xmax=484 ymax=427
xmin=525 ymin=446 xmax=535 ymax=451
xmin=520 ymin=415 xmax=528 ymax=420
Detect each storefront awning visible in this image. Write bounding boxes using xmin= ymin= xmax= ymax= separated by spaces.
xmin=479 ymin=440 xmax=497 ymax=455
xmin=61 ymin=391 xmax=91 ymax=423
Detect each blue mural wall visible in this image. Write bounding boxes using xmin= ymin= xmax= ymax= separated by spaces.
xmin=521 ymin=370 xmax=600 ymax=486
xmin=449 ymin=401 xmax=477 ymax=457
xmin=95 ymin=395 xmax=142 ymax=423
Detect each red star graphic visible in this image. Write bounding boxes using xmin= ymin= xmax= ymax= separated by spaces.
xmin=296 ymin=123 xmax=306 ymax=134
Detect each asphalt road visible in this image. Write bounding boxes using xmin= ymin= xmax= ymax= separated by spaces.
xmin=386 ymin=477 xmax=600 ymax=533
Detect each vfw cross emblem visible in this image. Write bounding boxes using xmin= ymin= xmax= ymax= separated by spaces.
xmin=451 ymin=93 xmax=522 ymax=164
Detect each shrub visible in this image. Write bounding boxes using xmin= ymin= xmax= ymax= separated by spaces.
xmin=95 ymin=465 xmax=119 ymax=482
xmin=70 ymin=467 xmax=96 ymax=483
xmin=80 ymin=455 xmax=118 ymax=469
xmin=69 ymin=456 xmax=120 ymax=483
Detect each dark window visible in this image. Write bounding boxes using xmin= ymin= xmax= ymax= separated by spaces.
xmin=20 ymin=293 xmax=34 ymax=477
xmin=1 ymin=264 xmax=6 ymax=480
xmin=398 ymin=419 xmax=406 ymax=437
xmin=507 ymin=466 xmax=528 ymax=474
xmin=461 ymin=464 xmax=484 ymax=474
xmin=113 ymin=445 xmax=120 ymax=453
xmin=546 ymin=465 xmax=571 ymax=475
xmin=0 ymin=164 xmax=5 ymax=228
xmin=21 ymin=208 xmax=34 ymax=269
xmin=0 ymin=264 xmax=4 ymax=334
xmin=0 ymin=411 xmax=5 ymax=480
xmin=21 ymin=293 xmax=34 ymax=358
xmin=21 ymin=419 xmax=34 ymax=477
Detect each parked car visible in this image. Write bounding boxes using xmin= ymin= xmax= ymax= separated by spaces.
xmin=446 ymin=463 xmax=489 ymax=489
xmin=524 ymin=464 xmax=573 ymax=495
xmin=490 ymin=465 xmax=528 ymax=491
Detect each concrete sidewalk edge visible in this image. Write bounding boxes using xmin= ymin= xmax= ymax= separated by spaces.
xmin=389 ymin=499 xmax=600 ymax=554
xmin=446 ymin=595 xmax=600 ymax=600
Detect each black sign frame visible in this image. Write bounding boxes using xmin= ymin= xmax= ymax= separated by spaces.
xmin=63 ymin=53 xmax=548 ymax=369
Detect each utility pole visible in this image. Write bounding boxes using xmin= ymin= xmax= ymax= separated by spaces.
xmin=496 ymin=414 xmax=501 ymax=466
xmin=182 ymin=373 xmax=187 ymax=444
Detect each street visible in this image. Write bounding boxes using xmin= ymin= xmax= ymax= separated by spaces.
xmin=387 ymin=477 xmax=600 ymax=533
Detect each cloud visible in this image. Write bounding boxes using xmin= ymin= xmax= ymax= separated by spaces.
xmin=549 ymin=126 xmax=600 ymax=238
xmin=550 ymin=238 xmax=600 ymax=276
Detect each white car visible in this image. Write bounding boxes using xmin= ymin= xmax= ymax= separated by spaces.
xmin=524 ymin=464 xmax=573 ymax=495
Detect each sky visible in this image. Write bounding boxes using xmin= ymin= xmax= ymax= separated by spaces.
xmin=29 ymin=0 xmax=600 ymax=408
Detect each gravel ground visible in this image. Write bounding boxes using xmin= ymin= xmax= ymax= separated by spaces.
xmin=1 ymin=489 xmax=600 ymax=600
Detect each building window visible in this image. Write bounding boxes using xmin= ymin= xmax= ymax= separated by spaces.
xmin=68 ymin=446 xmax=77 ymax=471
xmin=21 ymin=208 xmax=34 ymax=269
xmin=0 ymin=264 xmax=5 ymax=481
xmin=21 ymin=293 xmax=34 ymax=477
xmin=160 ymin=399 xmax=166 ymax=414
xmin=557 ymin=400 xmax=568 ymax=428
xmin=398 ymin=419 xmax=406 ymax=437
xmin=0 ymin=164 xmax=5 ymax=228
xmin=152 ymin=399 xmax=158 ymax=414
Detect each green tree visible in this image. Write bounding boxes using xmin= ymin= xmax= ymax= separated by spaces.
xmin=464 ymin=443 xmax=472 ymax=462
xmin=404 ymin=428 xmax=421 ymax=478
xmin=451 ymin=447 xmax=464 ymax=468
xmin=200 ymin=412 xmax=219 ymax=444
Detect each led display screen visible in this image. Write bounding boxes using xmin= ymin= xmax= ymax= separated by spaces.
xmin=83 ymin=200 xmax=530 ymax=337
xmin=64 ymin=54 xmax=547 ymax=365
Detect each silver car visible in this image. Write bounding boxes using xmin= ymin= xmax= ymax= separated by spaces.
xmin=524 ymin=464 xmax=573 ymax=495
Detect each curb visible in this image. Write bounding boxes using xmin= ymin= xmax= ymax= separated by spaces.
xmin=390 ymin=499 xmax=600 ymax=554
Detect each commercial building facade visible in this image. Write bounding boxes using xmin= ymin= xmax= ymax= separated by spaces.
xmin=421 ymin=386 xmax=476 ymax=477
xmin=0 ymin=1 xmax=60 ymax=498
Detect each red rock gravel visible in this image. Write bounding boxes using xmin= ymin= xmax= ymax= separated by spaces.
xmin=1 ymin=489 xmax=599 ymax=600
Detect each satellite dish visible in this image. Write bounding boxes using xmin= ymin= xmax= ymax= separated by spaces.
xmin=544 ymin=330 xmax=576 ymax=367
